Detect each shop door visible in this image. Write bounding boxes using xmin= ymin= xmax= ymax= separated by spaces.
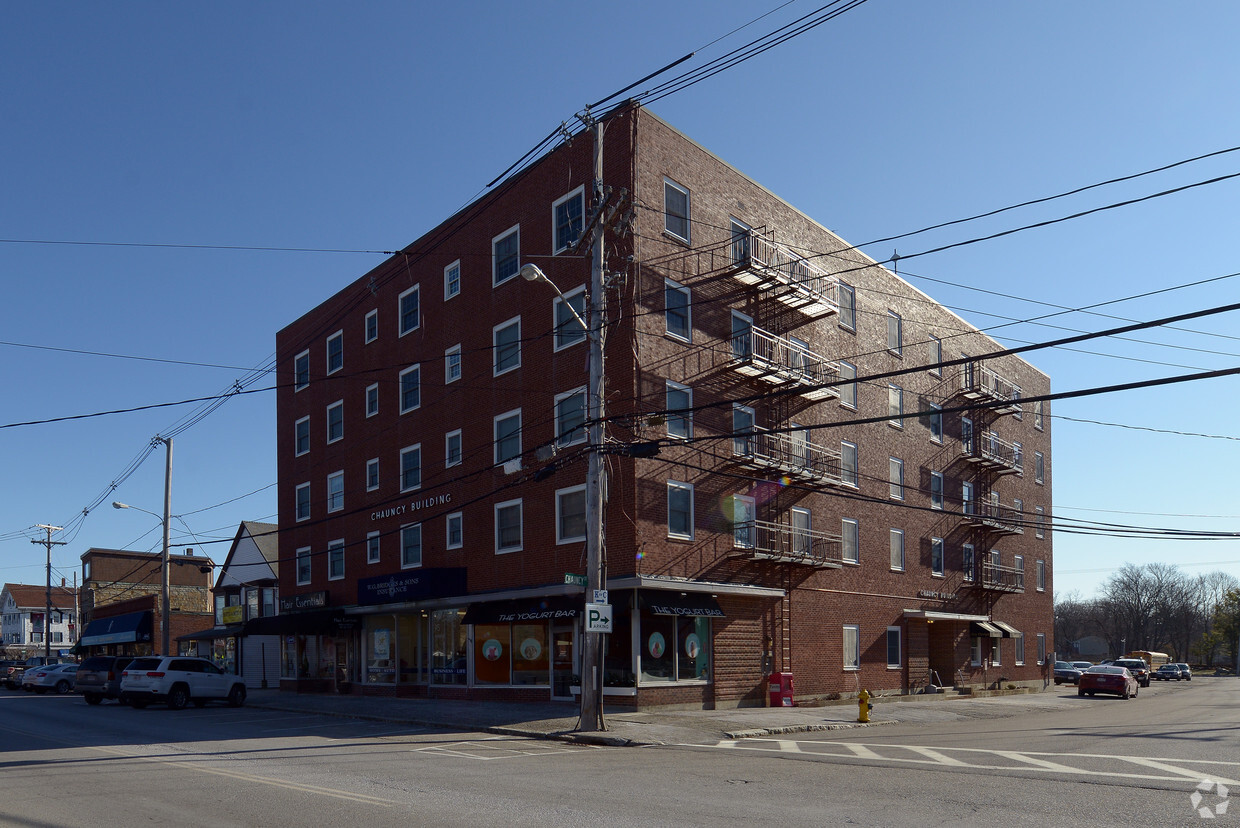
xmin=551 ymin=624 xmax=576 ymax=699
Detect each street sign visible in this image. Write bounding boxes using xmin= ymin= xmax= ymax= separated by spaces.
xmin=564 ymin=573 xmax=587 ymax=587
xmin=593 ymin=589 xmax=609 ymax=604
xmin=585 ymin=603 xmax=613 ymax=633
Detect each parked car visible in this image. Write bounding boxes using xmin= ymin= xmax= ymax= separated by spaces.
xmin=75 ymin=656 xmax=134 ymax=704
xmin=1071 ymin=661 xmax=1093 ymax=671
xmin=1078 ymin=665 xmax=1139 ymax=699
xmin=1176 ymin=663 xmax=1193 ymax=680
xmin=1111 ymin=658 xmax=1151 ymax=687
xmin=3 ymin=655 xmax=69 ymax=690
xmin=120 ymin=656 xmax=246 ymax=709
xmin=1153 ymin=664 xmax=1184 ymax=681
xmin=1053 ymin=661 xmax=1083 ymax=685
xmin=22 ymin=663 xmax=78 ymax=694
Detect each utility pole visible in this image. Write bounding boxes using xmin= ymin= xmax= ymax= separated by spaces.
xmin=158 ymin=437 xmax=173 ymax=655
xmin=31 ymin=525 xmax=65 ymax=659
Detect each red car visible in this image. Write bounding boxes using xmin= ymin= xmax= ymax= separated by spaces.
xmin=1078 ymin=665 xmax=1139 ymax=699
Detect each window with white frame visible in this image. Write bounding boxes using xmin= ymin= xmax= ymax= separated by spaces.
xmin=889 ymin=457 xmax=904 ymax=500
xmin=1015 ymin=554 xmax=1025 ymax=590
xmin=294 ymin=350 xmax=310 ymax=391
xmin=928 ymin=335 xmax=942 ymax=376
xmin=730 ymin=219 xmax=751 ymax=265
xmin=961 ymin=415 xmax=974 ymax=455
xmin=554 ymin=286 xmax=587 ymax=350
xmin=327 ymin=331 xmax=343 ymax=374
xmin=365 ymin=309 xmax=378 ymax=344
xmin=399 ymin=285 xmax=420 ymax=336
xmin=890 ymin=528 xmax=905 ymax=571
xmin=664 ymin=280 xmax=690 ymax=341
xmin=1034 ymin=399 xmax=1044 ymax=430
xmin=328 ymin=540 xmax=345 ymax=581
xmin=663 ymin=178 xmax=690 ymax=242
xmin=732 ymin=404 xmax=755 ymax=457
xmin=493 ymin=316 xmax=521 ymax=375
xmin=296 ymin=546 xmax=312 ymax=585
xmin=991 ymin=635 xmax=1001 ymax=666
xmin=971 ymin=637 xmax=983 ymax=666
xmin=444 ymin=260 xmax=461 ymax=300
xmin=326 ymin=401 xmax=343 ymax=444
xmin=400 ymin=444 xmax=421 ymax=492
xmin=666 ymin=381 xmax=692 ymax=440
xmin=401 ymin=523 xmax=422 ymax=569
xmin=1035 ymin=506 xmax=1045 ymax=539
xmin=1035 ymin=451 xmax=1045 ymax=484
xmin=445 ymin=429 xmax=462 ymax=468
xmin=839 ymin=361 xmax=857 ymax=409
xmin=1014 ymin=441 xmax=1023 ymax=474
xmin=367 ymin=531 xmax=381 ymax=564
xmin=963 ymin=543 xmax=975 ymax=581
xmin=494 ymin=409 xmax=521 ymax=465
xmin=327 ymin=471 xmax=344 ymax=512
xmin=295 ymin=416 xmax=310 ymax=456
xmin=399 ymin=364 xmax=420 ymax=413
xmin=839 ymin=282 xmax=856 ymax=331
xmin=555 ymin=388 xmax=586 ymax=447
xmin=887 ymin=311 xmax=902 ymax=356
xmin=842 ymin=518 xmax=859 ymax=564
xmin=495 ymin=499 xmax=523 ymax=553
xmin=929 ymin=404 xmax=943 ymax=443
xmin=791 ymin=507 xmax=811 ymax=558
xmin=366 ymin=383 xmax=379 ymax=417
xmin=556 ymin=485 xmax=586 ymax=544
xmin=931 ymin=537 xmax=944 ymax=576
xmin=366 ymin=458 xmax=379 ymax=491
xmin=445 ymin=345 xmax=461 ymax=384
xmin=841 ymin=441 xmax=859 ymax=487
xmin=667 ymin=481 xmax=694 ymax=539
xmin=888 ymin=385 xmax=904 ymax=428
xmin=732 ymin=495 xmax=756 ymax=548
xmin=492 ymin=225 xmax=520 ymax=286
xmin=1015 ymin=633 xmax=1025 ymax=665
xmin=1037 ymin=559 xmax=1046 ymax=591
xmin=962 ymin=481 xmax=974 ymax=515
xmin=446 ymin=512 xmax=463 ymax=550
xmin=295 ymin=483 xmax=311 ymax=522
xmin=886 ymin=627 xmax=901 ymax=668
xmin=1037 ymin=632 xmax=1047 ymax=664
xmin=553 ymin=186 xmax=585 ymax=253
xmin=930 ymin=471 xmax=944 ymax=510
xmin=843 ymin=625 xmax=860 ymax=670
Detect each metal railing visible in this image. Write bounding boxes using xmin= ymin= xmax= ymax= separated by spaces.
xmin=729 ymin=326 xmax=840 ymax=400
xmin=965 ymin=498 xmax=1025 ymax=535
xmin=729 ymin=231 xmax=839 ymax=318
xmin=961 ymin=429 xmax=1023 ymax=474
xmin=957 ymin=362 xmax=1022 ymax=412
xmin=733 ymin=427 xmax=844 ymax=486
xmin=979 ymin=561 xmax=1026 ymax=592
xmin=733 ymin=518 xmax=843 ymax=568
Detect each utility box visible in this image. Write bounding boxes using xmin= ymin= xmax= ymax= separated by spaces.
xmin=768 ymin=671 xmax=794 ymax=707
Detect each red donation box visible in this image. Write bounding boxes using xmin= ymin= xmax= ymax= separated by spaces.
xmin=768 ymin=671 xmax=794 ymax=707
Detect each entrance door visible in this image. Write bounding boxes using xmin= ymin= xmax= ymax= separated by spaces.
xmin=551 ymin=624 xmax=576 ymax=699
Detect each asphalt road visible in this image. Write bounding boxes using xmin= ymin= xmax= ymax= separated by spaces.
xmin=1 ymin=678 xmax=1235 ymax=827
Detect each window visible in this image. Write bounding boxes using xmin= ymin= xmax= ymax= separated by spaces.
xmin=930 ymin=471 xmax=944 ymax=510
xmin=664 ymin=280 xmax=690 ymax=341
xmin=295 ymin=416 xmax=310 ymax=456
xmin=732 ymin=404 xmax=755 ymax=457
xmin=553 ymin=186 xmax=585 ymax=253
xmin=1015 ymin=554 xmax=1025 ymax=590
xmin=888 ymin=385 xmax=903 ymax=428
xmin=401 ymin=523 xmax=422 ymax=569
xmin=962 ymin=481 xmax=974 ymax=515
xmin=554 ymin=286 xmax=587 ymax=350
xmin=961 ymin=416 xmax=974 ymax=455
xmin=841 ymin=441 xmax=859 ymax=488
xmin=556 ymin=486 xmax=587 ymax=544
xmin=843 ymin=625 xmax=860 ymax=671
xmin=886 ymin=627 xmax=901 ymax=669
xmin=1037 ymin=633 xmax=1047 ymax=664
xmin=841 ymin=518 xmax=859 ymax=564
xmin=365 ymin=309 xmax=378 ymax=344
xmin=991 ymin=636 xmax=1001 ymax=667
xmin=791 ymin=507 xmax=811 ymax=558
xmin=1014 ymin=499 xmax=1024 ymax=530
xmin=367 ymin=531 xmax=381 ymax=564
xmin=839 ymin=361 xmax=857 ymax=409
xmin=295 ymin=483 xmax=311 ymax=522
xmin=366 ymin=384 xmax=379 ymax=417
xmin=399 ymin=285 xmax=420 ymax=336
xmin=667 ymin=481 xmax=694 ymax=539
xmin=444 ymin=345 xmax=461 ymax=384
xmin=294 ymin=350 xmax=310 ymax=391
xmin=1037 ymin=559 xmax=1046 ymax=591
xmin=928 ymin=335 xmax=942 ymax=376
xmin=971 ymin=637 xmax=983 ymax=667
xmin=326 ymin=401 xmax=343 ymax=444
xmin=929 ymin=404 xmax=943 ymax=443
xmin=1015 ymin=634 xmax=1025 ymax=665
xmin=730 ymin=219 xmax=751 ymax=265
xmin=366 ymin=458 xmax=380 ymax=491
xmin=1013 ymin=441 xmax=1023 ymax=474
xmin=931 ymin=537 xmax=944 ymax=576
xmin=1035 ymin=451 xmax=1045 ymax=484
xmin=493 ymin=316 xmax=521 ymax=375
xmin=889 ymin=457 xmax=904 ymax=500
xmin=399 ymin=365 xmax=421 ymax=413
xmin=555 ymin=388 xmax=586 ymax=447
xmin=890 ymin=528 xmax=905 ymax=571
xmin=326 ymin=331 xmax=343 ymax=374
xmin=666 ymin=381 xmax=692 ymax=440
xmin=445 ymin=429 xmax=462 ymax=468
xmin=296 ymin=547 xmax=311 ymax=585
xmin=446 ymin=513 xmax=463 ymax=550
xmin=664 ymin=178 xmax=690 ymax=242
xmin=494 ymin=409 xmax=521 ymax=465
xmin=839 ymin=282 xmax=856 ymax=331
xmin=495 ymin=499 xmax=523 ymax=553
xmin=732 ymin=495 xmax=756 ymax=548
xmin=887 ymin=311 xmax=902 ymax=355
xmin=1034 ymin=399 xmax=1044 ymax=431
xmin=400 ymin=444 xmax=422 ymax=492
xmin=492 ymin=225 xmax=520 ymax=286
xmin=327 ymin=471 xmax=344 ymax=512
xmin=444 ymin=260 xmax=460 ymax=300
xmin=1035 ymin=506 xmax=1046 ymax=539
xmin=730 ymin=311 xmax=753 ymax=361
xmin=328 ymin=540 xmax=345 ymax=581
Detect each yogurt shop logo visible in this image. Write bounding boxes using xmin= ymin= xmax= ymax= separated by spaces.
xmin=1190 ymin=780 xmax=1229 ymax=819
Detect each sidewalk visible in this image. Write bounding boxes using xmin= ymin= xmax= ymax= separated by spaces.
xmin=244 ymin=685 xmax=1076 ymax=747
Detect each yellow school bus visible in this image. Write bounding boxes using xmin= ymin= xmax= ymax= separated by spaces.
xmin=1125 ymin=651 xmax=1170 ymax=670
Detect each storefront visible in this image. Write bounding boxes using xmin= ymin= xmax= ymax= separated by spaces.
xmin=76 ymin=610 xmax=154 ymax=656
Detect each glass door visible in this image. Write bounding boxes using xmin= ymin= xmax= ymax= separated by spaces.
xmin=551 ymin=623 xmax=576 ymax=699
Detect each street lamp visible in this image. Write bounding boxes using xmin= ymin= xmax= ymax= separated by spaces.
xmin=113 ymin=460 xmax=172 ymax=658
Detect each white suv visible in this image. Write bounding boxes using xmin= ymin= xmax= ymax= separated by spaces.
xmin=120 ymin=656 xmax=247 ymax=709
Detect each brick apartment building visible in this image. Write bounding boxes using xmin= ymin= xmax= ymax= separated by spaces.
xmin=275 ymin=103 xmax=1053 ymax=706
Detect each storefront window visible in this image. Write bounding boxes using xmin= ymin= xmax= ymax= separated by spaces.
xmin=640 ymin=613 xmax=675 ymax=682
xmin=474 ymin=623 xmax=510 ymax=685
xmin=603 ymin=599 xmax=634 ymax=687
xmin=677 ymin=617 xmax=710 ymax=681
xmin=284 ymin=634 xmax=324 ymax=678
xmin=638 ymin=604 xmax=712 ymax=683
xmin=365 ymin=615 xmax=396 ymax=684
xmin=511 ymin=624 xmax=549 ymax=686
xmin=397 ymin=613 xmax=427 ymax=684
xmin=432 ymin=609 xmax=466 ymax=685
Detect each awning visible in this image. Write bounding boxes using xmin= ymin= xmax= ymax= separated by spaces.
xmin=462 ymin=595 xmax=580 ymax=626
xmin=991 ymin=621 xmax=1022 ymax=638
xmin=79 ymin=611 xmax=153 ymax=647
xmin=970 ymin=621 xmax=1003 ymax=638
xmin=243 ymin=609 xmax=358 ymax=636
xmin=178 ymin=625 xmax=244 ymax=642
xmin=903 ymin=610 xmax=989 ymax=622
xmin=640 ymin=590 xmax=725 ymax=617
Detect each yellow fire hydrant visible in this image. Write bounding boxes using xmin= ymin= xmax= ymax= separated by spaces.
xmin=858 ymin=688 xmax=873 ymax=723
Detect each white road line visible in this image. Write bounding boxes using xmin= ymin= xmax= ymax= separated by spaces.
xmin=844 ymin=744 xmax=883 ymax=760
xmin=1119 ymin=756 xmax=1240 ymax=787
xmin=905 ymin=747 xmax=968 ymax=766
xmin=993 ymin=750 xmax=1080 ymax=773
xmin=777 ymin=740 xmax=803 ymax=753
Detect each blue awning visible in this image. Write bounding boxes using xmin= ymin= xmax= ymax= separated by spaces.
xmin=79 ymin=611 xmax=153 ymax=647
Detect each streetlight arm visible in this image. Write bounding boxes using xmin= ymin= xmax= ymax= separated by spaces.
xmin=520 ymin=263 xmax=588 ymax=332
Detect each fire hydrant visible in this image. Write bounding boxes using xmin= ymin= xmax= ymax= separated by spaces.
xmin=858 ymin=688 xmax=873 ymax=723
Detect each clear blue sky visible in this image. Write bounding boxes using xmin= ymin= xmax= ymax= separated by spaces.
xmin=3 ymin=2 xmax=1239 ymax=599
